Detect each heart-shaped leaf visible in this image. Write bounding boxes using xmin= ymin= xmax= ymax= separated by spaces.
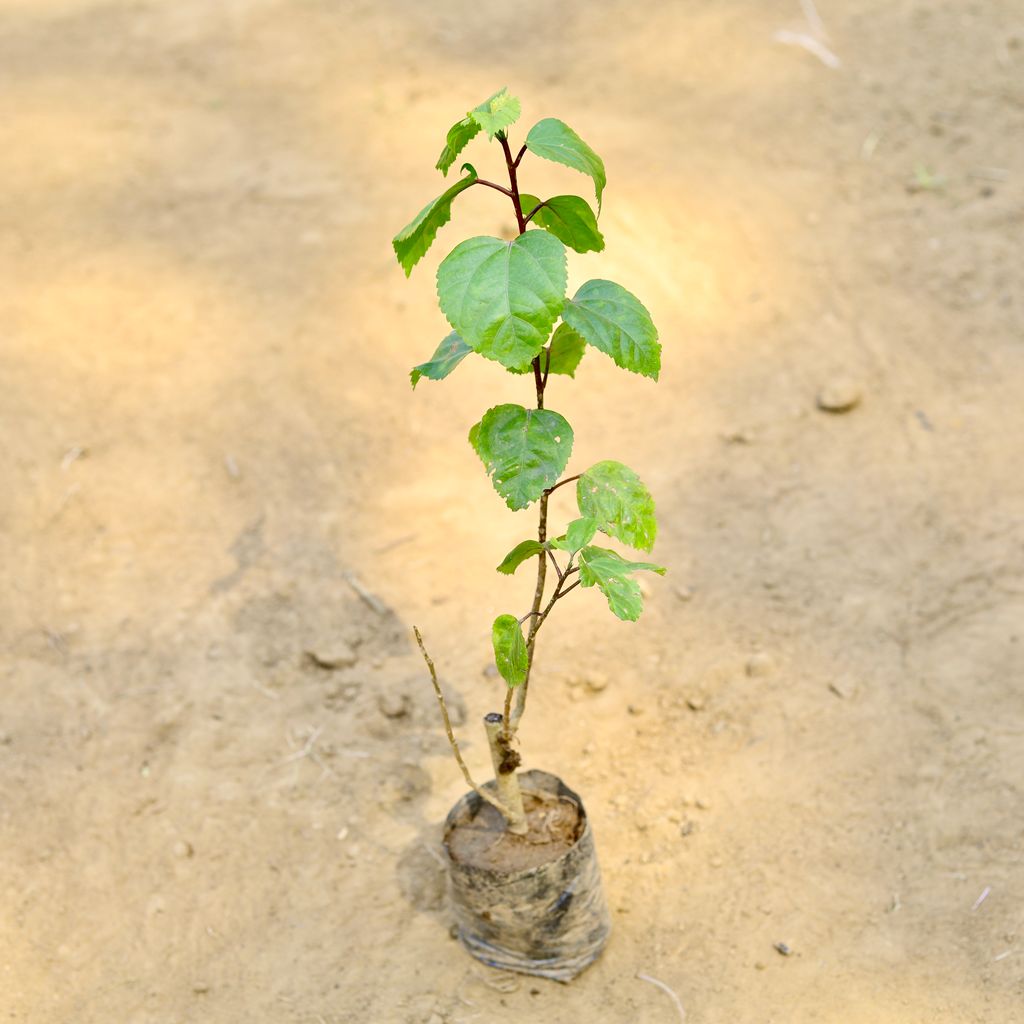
xmin=437 ymin=232 xmax=567 ymax=369
xmin=469 ymin=404 xmax=573 ymax=510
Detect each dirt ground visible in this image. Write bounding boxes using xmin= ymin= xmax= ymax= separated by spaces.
xmin=2 ymin=1 xmax=1023 ymax=1021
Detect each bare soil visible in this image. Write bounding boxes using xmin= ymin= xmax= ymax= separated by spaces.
xmin=446 ymin=791 xmax=582 ymax=874
xmin=2 ymin=2 xmax=1023 ymax=1022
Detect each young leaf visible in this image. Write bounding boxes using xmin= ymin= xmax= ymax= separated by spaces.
xmin=577 ymin=545 xmax=666 ymax=622
xmin=561 ymin=279 xmax=660 ymax=380
xmin=492 ymin=614 xmax=528 ymax=686
xmin=524 ymin=118 xmax=607 ymax=210
xmin=496 ymin=539 xmax=546 ymax=574
xmin=550 ymin=516 xmax=599 ymax=553
xmin=437 ymin=232 xmax=567 ymax=370
xmin=469 ymin=404 xmax=574 ymax=511
xmin=436 ymin=118 xmax=481 ymax=175
xmin=393 ymin=165 xmax=478 ymax=276
xmin=507 ymin=323 xmax=586 ymax=377
xmin=410 ymin=332 xmax=473 ymax=389
xmin=520 ymin=193 xmax=604 ymax=254
xmin=469 ymin=87 xmax=521 ymax=139
xmin=435 ymin=88 xmax=521 ymax=174
xmin=546 ymin=323 xmax=587 ymax=377
xmin=577 ymin=460 xmax=658 ymax=552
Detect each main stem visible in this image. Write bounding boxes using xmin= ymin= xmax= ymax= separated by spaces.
xmin=499 ymin=132 xmax=547 ymax=744
xmin=488 ymin=133 xmax=580 ymax=832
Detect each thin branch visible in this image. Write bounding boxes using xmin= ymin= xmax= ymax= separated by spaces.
xmin=546 ymin=548 xmax=563 ymax=581
xmin=517 ymin=610 xmax=542 ymax=626
xmin=499 ymin=133 xmax=527 ymax=233
xmin=557 ymin=579 xmax=581 ymax=599
xmin=541 ymin=346 xmax=551 ymax=390
xmin=472 ymin=178 xmax=515 ymax=199
xmin=544 ymin=473 xmax=582 ymax=497
xmin=414 ymin=627 xmax=519 ymax=820
xmin=523 ymin=200 xmax=549 ymax=225
xmin=513 ymin=143 xmax=527 ymax=167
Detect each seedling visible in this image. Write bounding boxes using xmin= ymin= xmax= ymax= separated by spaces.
xmin=394 ymin=88 xmax=665 ymax=835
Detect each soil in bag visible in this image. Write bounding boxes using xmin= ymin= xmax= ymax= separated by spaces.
xmin=443 ymin=770 xmax=610 ymax=982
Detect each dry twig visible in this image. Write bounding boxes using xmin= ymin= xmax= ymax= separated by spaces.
xmin=637 ymin=971 xmax=686 ymax=1022
xmin=413 ymin=627 xmax=519 ymax=821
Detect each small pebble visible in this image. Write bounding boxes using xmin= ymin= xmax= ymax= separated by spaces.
xmin=686 ymin=695 xmax=705 ymax=711
xmin=755 ymin=961 xmax=767 ymax=971
xmin=746 ymin=652 xmax=775 ymax=677
xmin=816 ymin=378 xmax=862 ymax=414
xmin=172 ymin=839 xmax=194 ymax=860
xmin=586 ymin=672 xmax=609 ymax=694
xmin=774 ymin=941 xmax=793 ymax=956
xmin=673 ymin=584 xmax=694 ymax=602
xmin=377 ymin=693 xmax=410 ymax=719
xmin=304 ymin=641 xmax=357 ymax=670
xmin=192 ymin=982 xmax=211 ymax=994
xmin=829 ymin=678 xmax=858 ymax=700
xmin=722 ymin=427 xmax=754 ymax=444
xmin=696 ymin=797 xmax=712 ymax=810
xmin=709 ymin=856 xmax=724 ymax=868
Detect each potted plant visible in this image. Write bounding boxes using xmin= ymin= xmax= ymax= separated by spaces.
xmin=393 ymin=88 xmax=664 ymax=982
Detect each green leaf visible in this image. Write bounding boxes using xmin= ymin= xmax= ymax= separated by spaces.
xmin=550 ymin=516 xmax=598 ymax=553
xmin=492 ymin=614 xmax=528 ymax=686
xmin=577 ymin=545 xmax=666 ymax=622
xmin=577 ymin=460 xmax=658 ymax=552
xmin=437 ymin=232 xmax=567 ymax=370
xmin=545 ymin=323 xmax=586 ymax=377
xmin=496 ymin=539 xmax=546 ymax=574
xmin=469 ymin=87 xmax=521 ymax=140
xmin=520 ymin=193 xmax=604 ymax=254
xmin=508 ymin=323 xmax=586 ymax=378
xmin=561 ymin=279 xmax=660 ymax=380
xmin=410 ymin=332 xmax=473 ymax=389
xmin=436 ymin=118 xmax=481 ymax=176
xmin=469 ymin=404 xmax=573 ymax=511
xmin=524 ymin=118 xmax=607 ymax=210
xmin=393 ymin=165 xmax=477 ymax=276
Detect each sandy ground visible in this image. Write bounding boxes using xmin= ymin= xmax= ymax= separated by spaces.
xmin=2 ymin=1 xmax=1023 ymax=1021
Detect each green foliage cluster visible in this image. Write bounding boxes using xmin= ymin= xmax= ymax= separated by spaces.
xmin=394 ymin=88 xmax=664 ymax=691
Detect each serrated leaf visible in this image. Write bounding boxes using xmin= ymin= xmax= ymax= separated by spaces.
xmin=577 ymin=545 xmax=666 ymax=622
xmin=496 ymin=539 xmax=545 ymax=574
xmin=545 ymin=323 xmax=586 ymax=377
xmin=437 ymin=232 xmax=567 ymax=369
xmin=393 ymin=165 xmax=478 ymax=276
xmin=469 ymin=404 xmax=573 ymax=510
xmin=436 ymin=118 xmax=481 ymax=175
xmin=524 ymin=118 xmax=607 ymax=210
xmin=562 ymin=279 xmax=660 ymax=380
xmin=550 ymin=516 xmax=598 ymax=553
xmin=520 ymin=193 xmax=604 ymax=254
xmin=469 ymin=87 xmax=521 ymax=139
xmin=492 ymin=614 xmax=528 ymax=686
xmin=410 ymin=332 xmax=473 ymax=389
xmin=577 ymin=461 xmax=657 ymax=552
